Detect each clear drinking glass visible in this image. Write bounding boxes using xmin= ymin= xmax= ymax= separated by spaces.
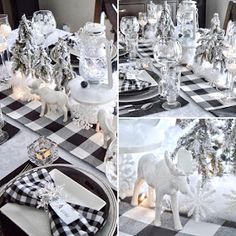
xmin=0 ymin=14 xmax=11 ymax=38
xmin=153 ymin=37 xmax=182 ymax=109
xmin=126 ymin=33 xmax=138 ymax=60
xmin=138 ymin=12 xmax=147 ymax=39
xmin=162 ymin=69 xmax=181 ymax=110
xmin=0 ymin=104 xmax=9 ymax=145
xmin=120 ymin=16 xmax=139 ymax=52
xmin=0 ymin=35 xmax=9 ymax=83
xmin=0 ymin=14 xmax=11 ymax=61
xmin=32 ymin=10 xmax=56 ymax=39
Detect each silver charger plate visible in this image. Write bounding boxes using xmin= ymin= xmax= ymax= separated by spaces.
xmin=0 ymin=164 xmax=117 ymax=236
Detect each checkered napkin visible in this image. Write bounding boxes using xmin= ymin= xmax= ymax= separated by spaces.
xmin=3 ymin=168 xmax=105 ymax=236
xmin=119 ymin=78 xmax=151 ymax=93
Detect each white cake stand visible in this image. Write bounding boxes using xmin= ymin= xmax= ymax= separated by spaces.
xmin=69 ymin=75 xmax=117 ymax=129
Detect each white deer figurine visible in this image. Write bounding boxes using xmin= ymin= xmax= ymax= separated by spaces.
xmin=131 ymin=149 xmax=194 ymax=231
xmin=30 ymin=80 xmax=70 ymax=122
xmin=97 ymin=109 xmax=116 ymax=148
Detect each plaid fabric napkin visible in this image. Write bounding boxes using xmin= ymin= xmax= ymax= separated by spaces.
xmin=3 ymin=169 xmax=105 ymax=236
xmin=119 ymin=78 xmax=151 ymax=93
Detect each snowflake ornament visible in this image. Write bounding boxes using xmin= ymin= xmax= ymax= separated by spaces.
xmin=33 ymin=182 xmax=64 ymax=211
xmin=182 ymin=180 xmax=216 ymax=222
xmin=223 ymin=190 xmax=236 ymax=212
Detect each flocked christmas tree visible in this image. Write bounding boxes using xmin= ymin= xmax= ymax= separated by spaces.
xmin=156 ymin=1 xmax=175 ymax=38
xmin=176 ymin=119 xmax=194 ymax=129
xmin=34 ymin=47 xmax=53 ymax=82
xmin=11 ymin=15 xmax=38 ymax=77
xmin=173 ymin=119 xmax=219 ymax=184
xmin=53 ymin=38 xmax=76 ymax=91
xmin=222 ymin=119 xmax=236 ymax=174
xmin=194 ymin=13 xmax=227 ymax=73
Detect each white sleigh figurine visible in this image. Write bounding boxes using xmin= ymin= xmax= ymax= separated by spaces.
xmin=30 ymin=80 xmax=70 ymax=122
xmin=131 ymin=149 xmax=195 ymax=231
xmin=97 ymin=109 xmax=116 ymax=148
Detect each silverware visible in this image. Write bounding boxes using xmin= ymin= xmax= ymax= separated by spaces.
xmin=119 ymin=104 xmax=133 ymax=110
xmin=119 ymin=100 xmax=161 ymax=115
xmin=0 ymin=163 xmax=33 ymax=196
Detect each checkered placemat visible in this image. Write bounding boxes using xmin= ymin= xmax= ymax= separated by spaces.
xmin=136 ymin=41 xmax=236 ymax=116
xmin=0 ymin=88 xmax=106 ymax=172
xmin=119 ymin=197 xmax=236 ymax=236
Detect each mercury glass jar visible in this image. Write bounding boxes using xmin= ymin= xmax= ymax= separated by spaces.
xmin=177 ymin=0 xmax=198 ymax=41
xmin=78 ymin=22 xmax=111 ymax=84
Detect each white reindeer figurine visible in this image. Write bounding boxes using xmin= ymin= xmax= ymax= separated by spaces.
xmin=97 ymin=109 xmax=116 ymax=148
xmin=131 ymin=149 xmax=194 ymax=231
xmin=30 ymin=80 xmax=70 ymax=122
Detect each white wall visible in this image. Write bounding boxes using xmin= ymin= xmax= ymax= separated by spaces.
xmin=206 ymin=0 xmax=231 ymax=28
xmin=38 ymin=0 xmax=95 ymax=32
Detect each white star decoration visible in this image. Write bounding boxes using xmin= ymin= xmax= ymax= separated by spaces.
xmin=182 ymin=180 xmax=216 ymax=222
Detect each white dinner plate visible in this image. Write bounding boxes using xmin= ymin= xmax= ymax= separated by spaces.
xmin=0 ymin=168 xmax=107 ymax=236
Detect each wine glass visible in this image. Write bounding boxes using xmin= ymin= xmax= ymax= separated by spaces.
xmin=153 ymin=37 xmax=182 ymax=109
xmin=120 ymin=16 xmax=139 ymax=36
xmin=0 ymin=35 xmax=9 ymax=83
xmin=223 ymin=55 xmax=236 ymax=101
xmin=0 ymin=104 xmax=9 ymax=145
xmin=154 ymin=37 xmax=182 ymax=68
xmin=226 ymin=21 xmax=236 ymax=47
xmin=120 ymin=16 xmax=139 ymax=52
xmin=138 ymin=12 xmax=147 ymax=39
xmin=223 ymin=30 xmax=236 ymax=101
xmin=147 ymin=1 xmax=158 ymax=24
xmin=156 ymin=4 xmax=163 ymax=23
xmin=32 ymin=10 xmax=56 ymax=40
xmin=0 ymin=14 xmax=11 ymax=61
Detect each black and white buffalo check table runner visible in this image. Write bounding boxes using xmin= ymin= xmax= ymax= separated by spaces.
xmin=119 ymin=197 xmax=236 ymax=236
xmin=136 ymin=41 xmax=236 ymax=116
xmin=0 ymin=88 xmax=106 ymax=172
